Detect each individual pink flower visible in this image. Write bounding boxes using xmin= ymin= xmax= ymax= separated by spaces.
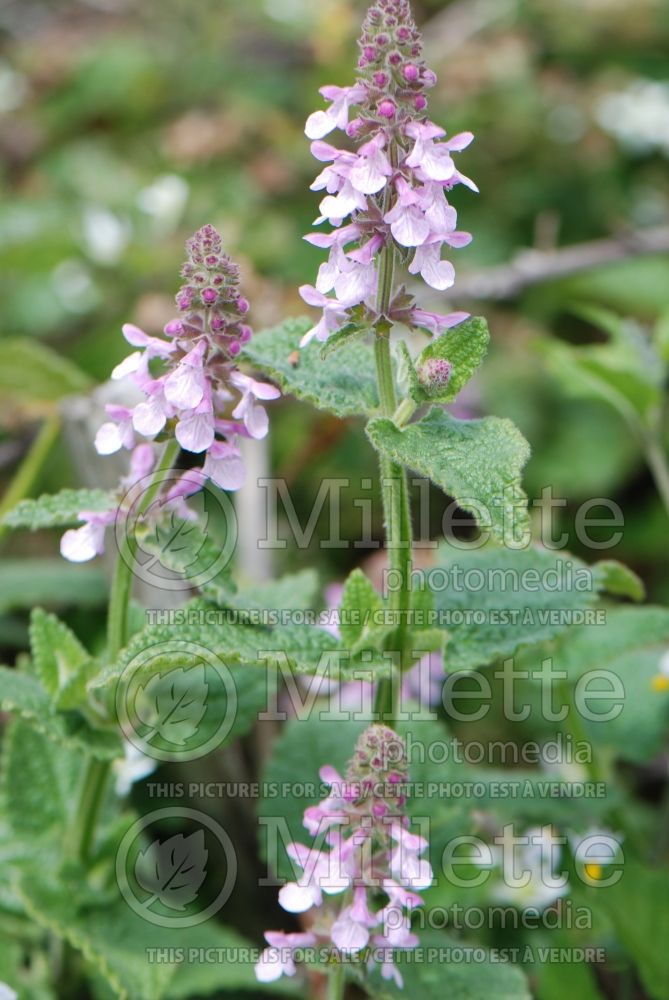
xmin=305 ymin=84 xmax=367 ymax=140
xmin=255 ymin=932 xmax=317 ymax=983
xmin=202 ymin=440 xmax=246 ymax=490
xmin=94 ymin=404 xmax=135 ymax=455
xmin=298 ymin=286 xmax=351 ymax=346
xmin=163 ymin=341 xmax=207 ymax=410
xmin=229 ymin=371 xmax=281 ymax=440
xmin=384 ymin=179 xmax=431 ymax=248
xmin=60 ymin=508 xmax=116 ymax=563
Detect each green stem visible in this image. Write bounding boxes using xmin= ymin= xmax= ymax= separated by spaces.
xmin=0 ymin=415 xmax=61 ymax=546
xmin=70 ymin=439 xmax=180 ymax=863
xmin=68 ymin=758 xmax=110 ymax=862
xmin=327 ymin=963 xmax=345 ymax=1000
xmin=373 ymin=246 xmax=413 ymax=725
xmin=107 ymin=438 xmax=181 ymax=660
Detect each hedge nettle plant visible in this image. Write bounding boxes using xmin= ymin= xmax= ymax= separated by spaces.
xmin=1 ymin=2 xmax=660 ymax=1000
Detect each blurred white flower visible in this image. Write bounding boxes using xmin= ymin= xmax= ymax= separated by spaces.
xmin=490 ymin=826 xmax=569 ymax=909
xmin=113 ymin=741 xmax=157 ymax=796
xmin=0 ymin=61 xmax=28 ymax=114
xmin=137 ymin=175 xmax=189 ymax=232
xmin=0 ymin=982 xmax=17 ymax=1000
xmin=51 ymin=259 xmax=99 ymax=313
xmin=596 ymin=79 xmax=669 ymax=156
xmin=82 ymin=206 xmax=130 ymax=265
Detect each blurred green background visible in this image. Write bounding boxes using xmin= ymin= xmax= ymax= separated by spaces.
xmin=1 ymin=0 xmax=669 ymax=606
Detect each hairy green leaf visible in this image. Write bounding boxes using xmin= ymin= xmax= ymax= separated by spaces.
xmin=429 ymin=546 xmax=639 ymax=672
xmin=411 ymin=316 xmax=490 ymax=403
xmin=30 ymin=608 xmax=95 ymax=709
xmin=92 ymin=600 xmax=388 ymax=697
xmin=538 ymin=308 xmax=664 ymax=429
xmin=243 ymin=316 xmax=382 ymax=417
xmin=0 ymin=665 xmax=121 ymax=759
xmin=339 ymin=568 xmax=382 ymax=648
xmin=2 ymin=489 xmax=114 ymax=531
xmin=368 ymin=409 xmax=531 ymax=546
xmin=551 ymin=605 xmax=669 ymax=762
xmin=320 ymin=321 xmax=370 ymax=359
xmin=2 ymin=721 xmax=81 ymax=840
xmin=364 ymin=929 xmax=531 ymax=1000
xmin=586 ymin=861 xmax=669 ymax=1000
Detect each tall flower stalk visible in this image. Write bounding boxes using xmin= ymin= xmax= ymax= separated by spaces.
xmin=67 ymin=227 xmax=279 ymax=862
xmin=300 ymin=0 xmax=476 ymax=725
xmin=256 ymin=726 xmax=432 ymax=990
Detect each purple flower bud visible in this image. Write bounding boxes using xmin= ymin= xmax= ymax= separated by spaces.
xmin=164 ymin=319 xmax=183 ymax=336
xmin=229 ymin=340 xmax=241 ymax=356
xmin=418 ymin=357 xmax=453 ymax=389
xmin=373 ymin=70 xmax=389 ymax=87
xmin=363 ymin=45 xmax=376 ymax=61
xmin=396 ymin=25 xmax=411 ymax=41
xmin=375 ymin=33 xmax=389 ymax=46
xmin=422 ymin=68 xmax=437 ymax=87
xmin=388 ymin=50 xmax=402 ymax=66
xmin=403 ymin=63 xmax=419 ymax=81
xmin=239 ymin=325 xmax=252 ymax=344
xmin=237 ymin=296 xmax=250 ymax=314
xmin=378 ymin=98 xmax=396 ymax=119
xmin=414 ymin=94 xmax=427 ymax=111
xmin=202 ymin=288 xmax=218 ymax=305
